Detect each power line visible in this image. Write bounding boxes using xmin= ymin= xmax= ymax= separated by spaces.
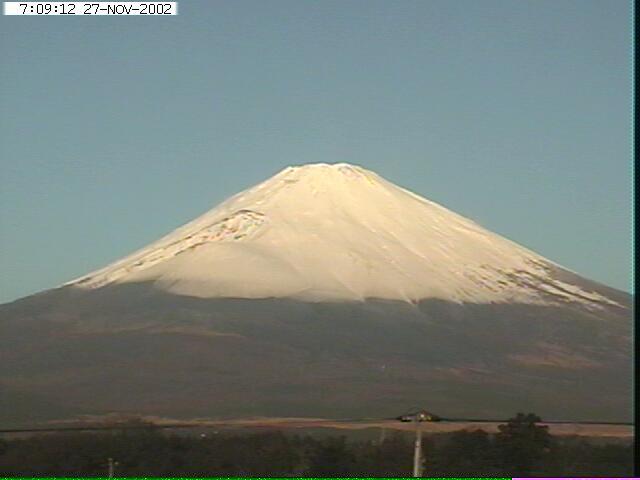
xmin=439 ymin=417 xmax=632 ymax=426
xmin=0 ymin=423 xmax=206 ymax=434
xmin=0 ymin=416 xmax=631 ymax=434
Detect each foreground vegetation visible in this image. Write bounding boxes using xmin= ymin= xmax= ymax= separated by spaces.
xmin=0 ymin=414 xmax=632 ymax=476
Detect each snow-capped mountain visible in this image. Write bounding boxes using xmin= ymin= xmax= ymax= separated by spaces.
xmin=68 ymin=163 xmax=619 ymax=308
xmin=0 ymin=163 xmax=631 ymax=426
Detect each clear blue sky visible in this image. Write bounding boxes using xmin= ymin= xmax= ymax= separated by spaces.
xmin=0 ymin=0 xmax=632 ymax=303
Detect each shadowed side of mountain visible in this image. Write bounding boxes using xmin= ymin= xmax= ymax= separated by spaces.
xmin=0 ymin=282 xmax=631 ymax=426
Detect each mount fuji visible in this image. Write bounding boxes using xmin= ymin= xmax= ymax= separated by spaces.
xmin=0 ymin=163 xmax=631 ymax=425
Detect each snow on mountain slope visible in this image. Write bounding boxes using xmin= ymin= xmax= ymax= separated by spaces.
xmin=67 ymin=163 xmax=620 ymax=307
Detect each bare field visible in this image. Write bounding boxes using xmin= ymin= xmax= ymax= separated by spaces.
xmin=43 ymin=415 xmax=632 ymax=439
xmin=173 ymin=417 xmax=633 ymax=438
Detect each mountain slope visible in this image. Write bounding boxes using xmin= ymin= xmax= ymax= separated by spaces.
xmin=0 ymin=163 xmax=631 ymax=426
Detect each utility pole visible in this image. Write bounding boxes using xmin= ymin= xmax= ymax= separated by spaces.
xmin=395 ymin=409 xmax=440 ymax=477
xmin=378 ymin=426 xmax=387 ymax=445
xmin=412 ymin=418 xmax=423 ymax=477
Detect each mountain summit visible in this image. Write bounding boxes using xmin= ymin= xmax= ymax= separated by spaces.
xmin=69 ymin=163 xmax=619 ymax=308
xmin=0 ymin=163 xmax=630 ymax=426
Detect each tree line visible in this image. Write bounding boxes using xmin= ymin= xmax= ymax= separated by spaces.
xmin=0 ymin=413 xmax=632 ymax=476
